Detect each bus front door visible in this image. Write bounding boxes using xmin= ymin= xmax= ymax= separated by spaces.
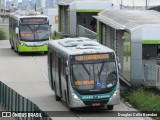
xmin=58 ymin=57 xmax=62 ymax=98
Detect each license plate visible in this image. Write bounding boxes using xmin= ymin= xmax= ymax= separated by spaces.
xmin=32 ymin=47 xmax=38 ymax=51
xmin=92 ymin=103 xmax=101 ymax=106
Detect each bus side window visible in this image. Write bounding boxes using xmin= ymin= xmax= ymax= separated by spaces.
xmin=60 ymin=57 xmax=67 ymax=78
xmin=64 ymin=60 xmax=67 ymax=77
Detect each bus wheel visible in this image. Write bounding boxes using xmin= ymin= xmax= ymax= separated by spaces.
xmin=11 ymin=44 xmax=14 ymax=49
xmin=68 ymin=107 xmax=75 ymax=111
xmin=107 ymin=105 xmax=114 ymax=110
xmin=44 ymin=51 xmax=48 ymax=54
xmin=9 ymin=39 xmax=13 ymax=49
xmin=55 ymin=95 xmax=61 ymax=101
xmin=55 ymin=85 xmax=61 ymax=101
xmin=14 ymin=48 xmax=17 ymax=52
xmin=18 ymin=52 xmax=23 ymax=55
xmin=14 ymin=44 xmax=18 ymax=52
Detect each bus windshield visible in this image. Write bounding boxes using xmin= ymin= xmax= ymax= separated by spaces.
xmin=19 ymin=24 xmax=49 ymax=41
xmin=71 ymin=61 xmax=117 ymax=93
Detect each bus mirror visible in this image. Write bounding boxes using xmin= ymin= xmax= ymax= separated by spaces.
xmin=117 ymin=57 xmax=121 ymax=70
xmin=65 ymin=67 xmax=69 ymax=75
xmin=117 ymin=57 xmax=120 ymax=62
xmin=118 ymin=63 xmax=121 ymax=70
xmin=15 ymin=27 xmax=19 ymax=34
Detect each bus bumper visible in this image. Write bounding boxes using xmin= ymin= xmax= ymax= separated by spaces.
xmin=107 ymin=90 xmax=120 ymax=105
xmin=18 ymin=44 xmax=48 ymax=52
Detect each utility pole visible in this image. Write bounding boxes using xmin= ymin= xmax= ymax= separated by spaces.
xmin=133 ymin=0 xmax=134 ymax=9
xmin=0 ymin=0 xmax=1 ymax=13
xmin=120 ymin=0 xmax=123 ymax=9
xmin=2 ymin=0 xmax=5 ymax=13
xmin=146 ymin=0 xmax=148 ymax=9
xmin=35 ymin=3 xmax=36 ymax=11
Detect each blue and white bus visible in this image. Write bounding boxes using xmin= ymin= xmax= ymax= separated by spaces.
xmin=48 ymin=37 xmax=120 ymax=110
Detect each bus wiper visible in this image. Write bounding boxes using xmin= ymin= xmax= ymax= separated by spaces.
xmin=81 ymin=63 xmax=90 ymax=76
xmin=35 ymin=25 xmax=40 ymax=31
xmin=26 ymin=24 xmax=34 ymax=33
xmin=98 ymin=62 xmax=105 ymax=76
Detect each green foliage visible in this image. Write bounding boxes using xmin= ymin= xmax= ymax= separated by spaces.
xmin=0 ymin=29 xmax=6 ymax=40
xmin=51 ymin=32 xmax=63 ymax=40
xmin=124 ymin=88 xmax=160 ymax=120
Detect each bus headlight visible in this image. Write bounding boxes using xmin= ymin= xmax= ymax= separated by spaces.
xmin=20 ymin=41 xmax=26 ymax=46
xmin=72 ymin=93 xmax=80 ymax=101
xmin=43 ymin=41 xmax=48 ymax=45
xmin=113 ymin=90 xmax=119 ymax=97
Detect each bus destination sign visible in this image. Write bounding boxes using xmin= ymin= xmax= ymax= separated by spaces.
xmin=74 ymin=54 xmax=109 ymax=61
xmin=20 ymin=18 xmax=47 ymax=24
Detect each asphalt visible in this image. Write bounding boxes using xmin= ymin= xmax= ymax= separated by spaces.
xmin=0 ymin=40 xmax=152 ymax=120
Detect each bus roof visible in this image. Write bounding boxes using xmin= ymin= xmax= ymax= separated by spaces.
xmin=9 ymin=10 xmax=48 ymax=20
xmin=49 ymin=37 xmax=114 ymax=58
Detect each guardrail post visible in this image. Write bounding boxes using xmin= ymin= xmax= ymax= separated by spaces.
xmin=14 ymin=91 xmax=16 ymax=112
xmin=26 ymin=99 xmax=28 ymax=120
xmin=0 ymin=82 xmax=52 ymax=120
xmin=0 ymin=82 xmax=1 ymax=105
xmin=8 ymin=87 xmax=10 ymax=110
xmin=22 ymin=97 xmax=24 ymax=112
xmin=11 ymin=90 xmax=13 ymax=111
xmin=6 ymin=87 xmax=8 ymax=110
xmin=18 ymin=94 xmax=20 ymax=112
xmin=30 ymin=101 xmax=32 ymax=120
xmin=2 ymin=84 xmax=4 ymax=107
xmin=0 ymin=82 xmax=2 ymax=105
xmin=4 ymin=84 xmax=6 ymax=108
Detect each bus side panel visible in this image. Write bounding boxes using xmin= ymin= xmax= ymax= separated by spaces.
xmin=9 ymin=17 xmax=13 ymax=46
xmin=12 ymin=18 xmax=19 ymax=51
xmin=13 ymin=31 xmax=19 ymax=51
xmin=60 ymin=58 xmax=68 ymax=102
xmin=9 ymin=17 xmax=16 ymax=49
xmin=55 ymin=52 xmax=61 ymax=97
xmin=48 ymin=50 xmax=54 ymax=90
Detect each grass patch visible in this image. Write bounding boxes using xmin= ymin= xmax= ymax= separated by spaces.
xmin=0 ymin=29 xmax=6 ymax=40
xmin=123 ymin=88 xmax=160 ymax=120
xmin=51 ymin=32 xmax=63 ymax=40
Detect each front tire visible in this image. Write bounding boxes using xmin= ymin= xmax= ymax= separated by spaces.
xmin=44 ymin=51 xmax=48 ymax=54
xmin=107 ymin=105 xmax=114 ymax=110
xmin=18 ymin=52 xmax=23 ymax=55
xmin=68 ymin=107 xmax=75 ymax=111
xmin=54 ymin=85 xmax=61 ymax=101
xmin=11 ymin=44 xmax=14 ymax=49
xmin=10 ymin=39 xmax=14 ymax=49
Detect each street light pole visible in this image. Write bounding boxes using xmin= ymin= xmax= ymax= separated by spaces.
xmin=35 ymin=3 xmax=36 ymax=11
xmin=146 ymin=0 xmax=148 ymax=9
xmin=133 ymin=0 xmax=134 ymax=9
xmin=0 ymin=0 xmax=1 ymax=13
xmin=121 ymin=0 xmax=123 ymax=9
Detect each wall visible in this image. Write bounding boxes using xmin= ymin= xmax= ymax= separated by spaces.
xmin=44 ymin=8 xmax=58 ymax=33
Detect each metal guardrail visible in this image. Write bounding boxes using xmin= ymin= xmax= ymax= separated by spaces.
xmin=144 ymin=64 xmax=160 ymax=87
xmin=77 ymin=25 xmax=97 ymax=40
xmin=0 ymin=81 xmax=52 ymax=120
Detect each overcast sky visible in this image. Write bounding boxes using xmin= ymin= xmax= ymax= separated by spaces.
xmin=5 ymin=0 xmax=160 ymax=7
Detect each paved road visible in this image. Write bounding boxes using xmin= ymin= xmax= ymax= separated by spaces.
xmin=0 ymin=40 xmax=152 ymax=120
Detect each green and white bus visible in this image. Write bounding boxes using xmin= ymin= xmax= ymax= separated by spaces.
xmin=9 ymin=11 xmax=50 ymax=54
xmin=48 ymin=37 xmax=120 ymax=110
